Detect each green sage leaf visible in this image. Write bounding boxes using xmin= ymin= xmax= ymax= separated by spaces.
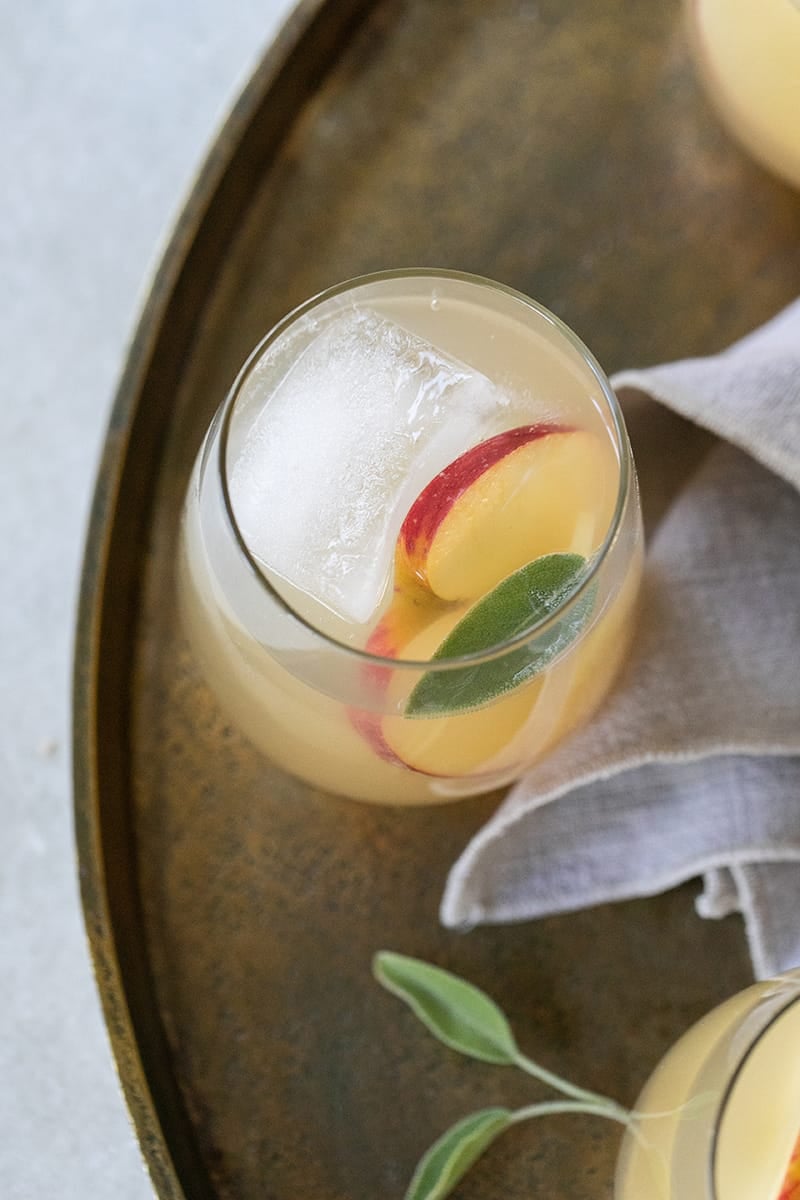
xmin=406 ymin=553 xmax=591 ymax=717
xmin=373 ymin=952 xmax=519 ymax=1064
xmin=404 ymin=1108 xmax=513 ymax=1200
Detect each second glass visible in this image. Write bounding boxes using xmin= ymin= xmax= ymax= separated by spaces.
xmin=685 ymin=0 xmax=800 ymax=191
xmin=180 ymin=271 xmax=642 ymax=805
xmin=616 ymin=971 xmax=800 ymax=1200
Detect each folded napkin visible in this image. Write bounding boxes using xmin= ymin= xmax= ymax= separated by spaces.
xmin=441 ymin=299 xmax=800 ymax=980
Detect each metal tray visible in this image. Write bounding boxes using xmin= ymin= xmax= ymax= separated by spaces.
xmin=73 ymin=1 xmax=800 ymax=1197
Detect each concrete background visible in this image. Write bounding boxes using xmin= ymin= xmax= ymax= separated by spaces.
xmin=1 ymin=3 xmax=294 ymax=1196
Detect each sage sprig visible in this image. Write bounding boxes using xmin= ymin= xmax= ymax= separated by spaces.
xmin=404 ymin=1108 xmax=514 ymax=1200
xmin=405 ymin=553 xmax=593 ymax=717
xmin=374 ymin=952 xmax=633 ymax=1200
xmin=374 ymin=951 xmax=518 ymax=1065
xmin=374 ymin=952 xmax=630 ymax=1116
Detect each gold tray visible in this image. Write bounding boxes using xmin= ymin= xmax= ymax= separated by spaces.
xmin=73 ymin=1 xmax=800 ymax=1197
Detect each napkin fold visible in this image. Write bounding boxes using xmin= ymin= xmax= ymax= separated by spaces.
xmin=441 ymin=300 xmax=800 ymax=980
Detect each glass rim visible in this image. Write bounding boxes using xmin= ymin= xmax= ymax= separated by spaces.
xmin=215 ymin=267 xmax=633 ymax=671
xmin=710 ymin=979 xmax=800 ymax=1200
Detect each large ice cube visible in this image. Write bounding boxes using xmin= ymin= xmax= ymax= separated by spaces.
xmin=229 ymin=307 xmax=512 ymax=627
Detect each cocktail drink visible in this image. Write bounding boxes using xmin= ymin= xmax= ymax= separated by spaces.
xmin=180 ymin=271 xmax=642 ymax=805
xmin=616 ymin=972 xmax=800 ymax=1200
xmin=685 ymin=0 xmax=800 ymax=190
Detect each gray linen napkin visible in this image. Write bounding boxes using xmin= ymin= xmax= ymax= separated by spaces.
xmin=441 ymin=299 xmax=800 ymax=980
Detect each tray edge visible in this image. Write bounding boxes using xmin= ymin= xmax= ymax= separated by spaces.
xmin=71 ymin=1 xmax=380 ymax=1196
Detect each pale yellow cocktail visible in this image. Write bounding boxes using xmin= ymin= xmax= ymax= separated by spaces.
xmin=180 ymin=272 xmax=642 ymax=804
xmin=616 ymin=973 xmax=800 ymax=1200
xmin=686 ymin=0 xmax=800 ymax=190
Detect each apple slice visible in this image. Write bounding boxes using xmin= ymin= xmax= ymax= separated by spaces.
xmin=779 ymin=1131 xmax=800 ymax=1200
xmin=348 ymin=571 xmax=441 ymax=766
xmin=379 ymin=554 xmax=588 ymax=776
xmin=397 ymin=423 xmax=617 ymax=602
xmin=381 ymin=610 xmax=544 ymax=777
xmin=349 ymin=420 xmax=613 ymax=773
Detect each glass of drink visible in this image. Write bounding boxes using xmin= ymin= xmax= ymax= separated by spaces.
xmin=685 ymin=0 xmax=800 ymax=190
xmin=615 ymin=971 xmax=800 ymax=1200
xmin=180 ymin=270 xmax=642 ymax=805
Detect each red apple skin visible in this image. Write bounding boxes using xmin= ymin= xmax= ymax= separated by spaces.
xmin=346 ymin=566 xmax=436 ymax=768
xmin=347 ymin=706 xmax=404 ymax=767
xmin=349 ymin=423 xmax=575 ymax=771
xmin=779 ymin=1133 xmax=800 ymax=1200
xmin=398 ymin=422 xmax=572 ymax=588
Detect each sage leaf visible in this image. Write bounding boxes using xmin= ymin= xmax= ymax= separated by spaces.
xmin=405 ymin=1108 xmax=513 ymax=1200
xmin=406 ymin=553 xmax=591 ymax=717
xmin=373 ymin=952 xmax=519 ymax=1065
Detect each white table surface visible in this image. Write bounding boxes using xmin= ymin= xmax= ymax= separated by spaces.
xmin=1 ymin=3 xmax=294 ymax=1195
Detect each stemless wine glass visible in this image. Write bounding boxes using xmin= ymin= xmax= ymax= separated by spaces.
xmin=685 ymin=0 xmax=800 ymax=190
xmin=615 ymin=971 xmax=800 ymax=1200
xmin=179 ymin=270 xmax=642 ymax=805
